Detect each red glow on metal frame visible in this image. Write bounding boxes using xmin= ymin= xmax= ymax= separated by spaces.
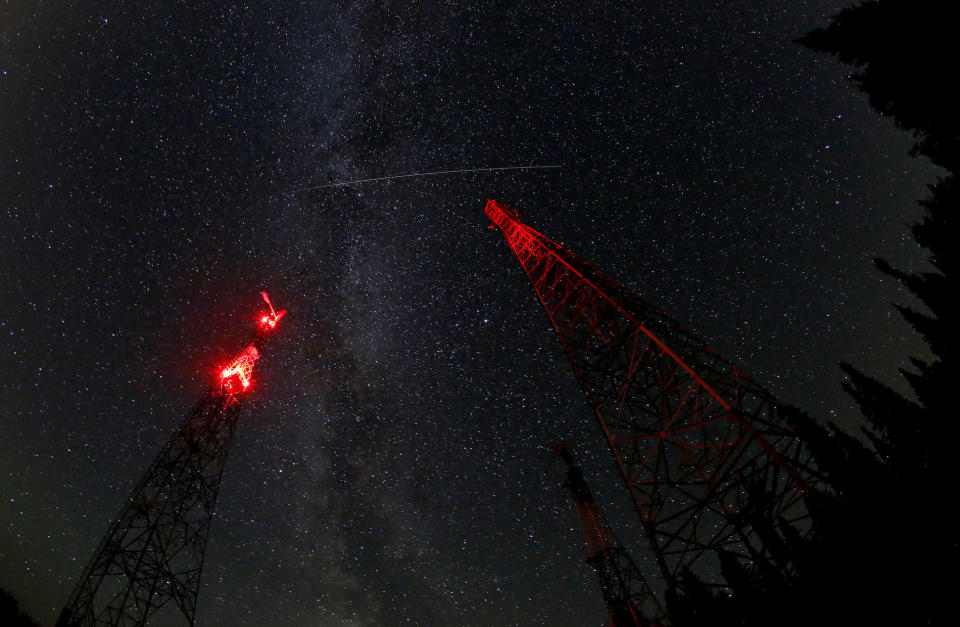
xmin=259 ymin=291 xmax=286 ymax=330
xmin=220 ymin=345 xmax=260 ymax=393
xmin=217 ymin=292 xmax=286 ymax=395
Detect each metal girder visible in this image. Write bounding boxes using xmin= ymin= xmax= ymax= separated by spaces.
xmin=558 ymin=444 xmax=658 ymax=627
xmin=486 ymin=200 xmax=822 ymax=622
xmin=58 ymin=394 xmax=241 ymax=627
xmin=58 ymin=295 xmax=285 ymax=626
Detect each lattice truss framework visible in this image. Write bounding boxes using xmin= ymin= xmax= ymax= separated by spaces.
xmin=558 ymin=445 xmax=653 ymax=627
xmin=59 ymin=296 xmax=285 ymax=627
xmin=486 ymin=200 xmax=823 ymax=615
xmin=59 ymin=394 xmax=242 ymax=627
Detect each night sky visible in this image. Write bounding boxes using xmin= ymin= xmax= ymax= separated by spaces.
xmin=0 ymin=2 xmax=936 ymax=625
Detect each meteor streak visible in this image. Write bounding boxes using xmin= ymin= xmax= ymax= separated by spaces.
xmin=294 ymin=165 xmax=560 ymax=192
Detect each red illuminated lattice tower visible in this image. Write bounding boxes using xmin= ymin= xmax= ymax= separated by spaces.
xmin=556 ymin=444 xmax=657 ymax=627
xmin=485 ymin=200 xmax=822 ymax=622
xmin=57 ymin=293 xmax=287 ymax=627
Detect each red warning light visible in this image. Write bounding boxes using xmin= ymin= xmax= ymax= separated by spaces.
xmin=220 ymin=345 xmax=260 ymax=394
xmin=259 ymin=291 xmax=286 ymax=330
xmin=217 ymin=292 xmax=286 ymax=396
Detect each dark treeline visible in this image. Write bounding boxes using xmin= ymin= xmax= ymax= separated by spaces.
xmin=0 ymin=587 xmax=41 ymax=627
xmin=669 ymin=2 xmax=954 ymax=626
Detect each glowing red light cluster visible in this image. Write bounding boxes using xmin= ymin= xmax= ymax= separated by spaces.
xmin=216 ymin=292 xmax=286 ymax=395
xmin=260 ymin=312 xmax=285 ymax=329
xmin=220 ymin=345 xmax=260 ymax=394
xmin=259 ymin=291 xmax=286 ymax=330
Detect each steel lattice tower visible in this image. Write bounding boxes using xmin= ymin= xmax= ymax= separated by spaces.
xmin=57 ymin=293 xmax=287 ymax=627
xmin=556 ymin=444 xmax=656 ymax=627
xmin=485 ymin=199 xmax=822 ymax=621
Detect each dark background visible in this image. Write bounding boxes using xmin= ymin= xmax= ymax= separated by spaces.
xmin=0 ymin=1 xmax=934 ymax=625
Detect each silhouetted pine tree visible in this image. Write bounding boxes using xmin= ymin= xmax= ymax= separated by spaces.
xmin=0 ymin=587 xmax=41 ymax=627
xmin=801 ymin=0 xmax=956 ymax=605
xmin=798 ymin=0 xmax=957 ymax=171
xmin=671 ymin=2 xmax=954 ymax=625
xmin=798 ymin=1 xmax=954 ymax=623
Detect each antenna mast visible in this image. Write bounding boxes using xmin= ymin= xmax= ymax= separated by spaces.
xmin=58 ymin=293 xmax=287 ymax=627
xmin=556 ymin=444 xmax=658 ymax=627
xmin=485 ymin=199 xmax=821 ymax=622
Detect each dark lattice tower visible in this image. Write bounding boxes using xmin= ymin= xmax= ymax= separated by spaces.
xmin=58 ymin=292 xmax=287 ymax=627
xmin=485 ymin=199 xmax=822 ymax=622
xmin=556 ymin=444 xmax=657 ymax=627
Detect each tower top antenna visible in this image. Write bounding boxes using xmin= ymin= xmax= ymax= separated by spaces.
xmin=59 ymin=292 xmax=288 ymax=626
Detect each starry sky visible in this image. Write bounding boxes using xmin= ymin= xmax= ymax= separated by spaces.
xmin=0 ymin=1 xmax=937 ymax=625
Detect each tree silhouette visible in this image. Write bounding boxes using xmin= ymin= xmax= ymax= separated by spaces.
xmin=0 ymin=587 xmax=41 ymax=627
xmin=798 ymin=1 xmax=957 ymax=171
xmin=801 ymin=2 xmax=956 ymax=610
xmin=671 ymin=2 xmax=955 ymax=624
